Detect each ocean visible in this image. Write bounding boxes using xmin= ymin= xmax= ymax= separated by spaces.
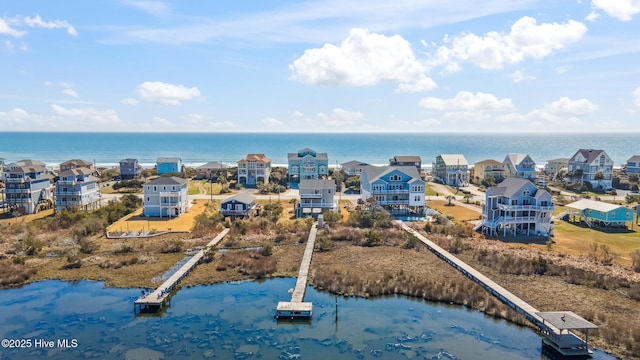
xmin=0 ymin=132 xmax=637 ymax=169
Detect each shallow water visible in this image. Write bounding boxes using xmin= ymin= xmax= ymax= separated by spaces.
xmin=0 ymin=279 xmax=617 ymax=359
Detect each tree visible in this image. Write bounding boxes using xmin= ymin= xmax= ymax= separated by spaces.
xmin=594 ymin=171 xmax=605 ymax=189
xmin=629 ymin=173 xmax=639 ymax=184
xmin=481 ymin=176 xmax=496 ymax=188
xmin=463 ymin=193 xmax=472 ymax=204
xmin=446 ymin=194 xmax=455 ymax=206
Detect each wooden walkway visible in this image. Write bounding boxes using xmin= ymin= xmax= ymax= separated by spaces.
xmin=276 ymin=224 xmax=318 ymax=319
xmin=395 ymin=221 xmax=549 ymax=329
xmin=134 ymin=228 xmax=230 ymax=313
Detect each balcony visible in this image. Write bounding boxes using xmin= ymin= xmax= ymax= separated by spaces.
xmin=497 ymin=204 xmax=554 ymax=212
xmin=4 ymin=188 xmax=31 ymax=194
xmin=378 ymin=200 xmax=409 ymax=205
xmin=299 ymin=202 xmax=333 ymax=208
xmin=220 ymin=209 xmax=251 ymax=216
xmin=300 ymin=192 xmax=323 ymax=199
xmin=372 ymin=189 xmax=409 ymax=195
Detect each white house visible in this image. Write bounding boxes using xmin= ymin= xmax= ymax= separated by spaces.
xmin=360 ymin=166 xmax=426 ymax=215
xmin=143 ymin=177 xmax=189 ymax=218
xmin=567 ymin=149 xmax=613 ymax=189
xmin=433 ymin=154 xmax=469 ymax=187
xmin=297 ymin=179 xmax=336 ymax=218
xmin=503 ymin=154 xmax=537 ymax=179
xmin=480 ymin=177 xmax=554 ymax=237
xmin=3 ymin=165 xmax=53 ymax=214
xmin=341 ymin=160 xmax=370 ymax=177
xmin=237 ymin=154 xmax=271 ymax=186
xmin=54 ymin=168 xmax=101 ymax=212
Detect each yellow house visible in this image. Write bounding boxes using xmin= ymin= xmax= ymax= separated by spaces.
xmin=473 ymin=159 xmax=505 ymax=184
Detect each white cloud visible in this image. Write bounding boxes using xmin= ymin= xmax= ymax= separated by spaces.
xmin=419 ymin=91 xmax=514 ymax=113
xmin=121 ymin=97 xmax=139 ymax=105
xmin=0 ymin=108 xmax=32 ymax=126
xmin=591 ymin=0 xmax=640 ymax=21
xmin=22 ymin=14 xmax=77 ymax=36
xmin=290 ymin=28 xmax=426 ymax=86
xmin=317 ymin=108 xmax=364 ymax=126
xmin=585 ymin=10 xmax=600 ymax=22
xmin=510 ymin=70 xmax=535 ymax=83
xmin=555 ymin=65 xmax=571 ymax=75
xmin=122 ymin=0 xmax=170 ymax=16
xmin=135 ymin=81 xmax=202 ymax=105
xmin=262 ymin=117 xmax=284 ymax=127
xmin=62 ymin=89 xmax=79 ymax=98
xmin=51 ymin=104 xmax=121 ymax=125
xmin=633 ymin=87 xmax=640 ymax=106
xmin=527 ymin=97 xmax=598 ymax=126
xmin=0 ymin=17 xmax=26 ymax=37
xmin=293 ymin=111 xmax=304 ymax=117
xmin=395 ymin=76 xmax=438 ymax=93
xmin=428 ymin=16 xmax=587 ymax=71
xmin=153 ymin=116 xmax=170 ymax=126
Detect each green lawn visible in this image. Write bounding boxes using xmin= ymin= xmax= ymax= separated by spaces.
xmin=187 ymin=179 xmax=223 ymax=195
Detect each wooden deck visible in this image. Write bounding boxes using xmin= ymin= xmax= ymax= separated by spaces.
xmin=275 ymin=224 xmax=317 ymax=319
xmin=395 ymin=220 xmax=596 ymax=356
xmin=134 ymin=228 xmax=230 ymax=313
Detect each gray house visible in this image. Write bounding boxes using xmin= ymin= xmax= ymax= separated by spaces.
xmin=119 ymin=158 xmax=142 ymax=180
xmin=143 ymin=177 xmax=189 ymax=218
xmin=297 ymin=179 xmax=336 ymax=218
xmin=220 ymin=192 xmax=257 ymax=219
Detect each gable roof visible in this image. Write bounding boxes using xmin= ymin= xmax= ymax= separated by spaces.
xmin=197 ymin=161 xmax=230 ymax=170
xmin=566 ymin=198 xmax=625 ymax=213
xmin=488 ymin=177 xmax=538 ymax=197
xmin=9 ymin=159 xmax=45 ymax=168
xmin=627 ymin=155 xmax=640 ymax=164
xmin=569 ymin=149 xmax=608 ymax=164
xmin=119 ymin=158 xmax=138 ymax=164
xmin=146 ymin=176 xmax=187 ymax=186
xmin=60 ymin=168 xmax=94 ymax=177
xmin=238 ymin=154 xmax=271 ymax=163
xmin=61 ymin=159 xmax=93 ymax=167
xmin=363 ymin=165 xmax=421 ymax=183
xmin=10 ymin=165 xmax=48 ymax=174
xmin=222 ymin=192 xmax=256 ymax=205
xmin=341 ymin=160 xmax=370 ymax=168
xmin=475 ymin=159 xmax=503 ymax=167
xmin=288 ymin=148 xmax=328 ymax=161
xmin=504 ymin=153 xmax=532 ymax=166
xmin=300 ymin=179 xmax=336 ymax=190
xmin=438 ymin=154 xmax=468 ymax=166
xmin=157 ymin=157 xmax=181 ymax=163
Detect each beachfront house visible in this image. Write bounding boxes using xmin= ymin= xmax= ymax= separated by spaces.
xmin=60 ymin=159 xmax=97 ymax=175
xmin=433 ymin=154 xmax=469 ymax=187
xmin=237 ymin=154 xmax=271 ymax=186
xmin=567 ymin=149 xmax=613 ymax=190
xmin=503 ymin=154 xmax=537 ymax=179
xmin=3 ymin=165 xmax=54 ymax=214
xmin=389 ymin=155 xmax=422 ymax=174
xmin=473 ymin=159 xmax=505 ymax=185
xmin=480 ymin=177 xmax=554 ymax=237
xmin=2 ymin=159 xmax=46 ymax=183
xmin=54 ymin=168 xmax=100 ymax=212
xmin=220 ymin=192 xmax=257 ymax=219
xmin=287 ymin=148 xmax=329 ymax=183
xmin=195 ymin=161 xmax=229 ymax=180
xmin=360 ymin=165 xmax=426 ymax=215
xmin=626 ymin=155 xmax=640 ymax=174
xmin=119 ymin=158 xmax=142 ymax=180
xmin=156 ymin=157 xmax=183 ymax=175
xmin=341 ymin=160 xmax=370 ymax=177
xmin=0 ymin=158 xmax=5 ymax=174
xmin=143 ymin=176 xmax=189 ymax=218
xmin=544 ymin=158 xmax=569 ymax=179
xmin=564 ymin=199 xmax=634 ymax=229
xmin=297 ymin=179 xmax=336 ymax=218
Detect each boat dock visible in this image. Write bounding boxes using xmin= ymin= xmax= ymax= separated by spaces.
xmin=395 ymin=220 xmax=597 ymax=356
xmin=134 ymin=228 xmax=230 ymax=313
xmin=275 ymin=223 xmax=318 ymax=319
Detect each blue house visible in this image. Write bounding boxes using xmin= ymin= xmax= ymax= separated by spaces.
xmin=565 ymin=198 xmax=634 ymax=229
xmin=360 ymin=165 xmax=426 ymax=215
xmin=220 ymin=192 xmax=257 ymax=219
xmin=156 ymin=157 xmax=183 ymax=175
xmin=626 ymin=155 xmax=640 ymax=174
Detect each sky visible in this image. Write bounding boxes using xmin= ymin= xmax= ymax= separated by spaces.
xmin=1 ymin=0 xmax=640 ymax=133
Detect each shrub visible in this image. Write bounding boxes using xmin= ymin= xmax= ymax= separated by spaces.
xmin=78 ymin=237 xmax=98 ymax=254
xmin=363 ymin=230 xmax=383 ymax=247
xmin=449 ymin=236 xmax=463 ymax=254
xmin=630 ymin=250 xmax=640 ymax=273
xmin=113 ymin=242 xmax=134 ymax=254
xmin=160 ymin=239 xmax=184 ymax=253
xmin=315 ymin=237 xmax=334 ymax=252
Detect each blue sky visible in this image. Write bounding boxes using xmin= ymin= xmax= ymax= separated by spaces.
xmin=1 ymin=0 xmax=639 ymax=133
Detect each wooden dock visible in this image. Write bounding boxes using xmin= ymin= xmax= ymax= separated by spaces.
xmin=134 ymin=228 xmax=229 ymax=313
xmin=275 ymin=224 xmax=318 ymax=319
xmin=395 ymin=220 xmax=596 ymax=356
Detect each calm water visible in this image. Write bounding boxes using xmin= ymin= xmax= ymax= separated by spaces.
xmin=0 ymin=279 xmax=617 ymax=360
xmin=0 ymin=132 xmax=637 ymax=168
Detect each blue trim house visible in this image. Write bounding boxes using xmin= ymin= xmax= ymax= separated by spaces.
xmin=156 ymin=157 xmax=183 ymax=175
xmin=287 ymin=148 xmax=328 ymax=182
xmin=3 ymin=165 xmax=53 ymax=214
xmin=360 ymin=165 xmax=426 ymax=215
xmin=143 ymin=177 xmax=189 ymax=217
xmin=626 ymin=155 xmax=640 ymax=174
xmin=503 ymin=154 xmax=537 ymax=179
xmin=565 ymin=199 xmax=634 ymax=228
xmin=54 ymin=168 xmax=101 ymax=212
xmin=220 ymin=192 xmax=257 ymax=219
